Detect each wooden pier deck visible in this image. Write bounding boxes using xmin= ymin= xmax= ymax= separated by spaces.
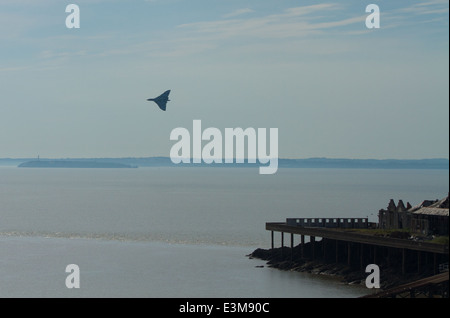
xmin=266 ymin=222 xmax=449 ymax=255
xmin=264 ymin=218 xmax=448 ymax=297
xmin=266 ymin=221 xmax=448 ymax=276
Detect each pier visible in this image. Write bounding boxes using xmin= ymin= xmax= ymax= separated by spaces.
xmin=257 ymin=196 xmax=449 ymax=297
xmin=266 ymin=218 xmax=449 ymax=275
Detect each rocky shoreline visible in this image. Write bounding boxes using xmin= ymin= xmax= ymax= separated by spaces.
xmin=248 ymin=241 xmax=438 ymax=291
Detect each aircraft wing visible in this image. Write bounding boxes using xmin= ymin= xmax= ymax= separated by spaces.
xmin=160 ymin=90 xmax=170 ymax=100
xmin=148 ymin=90 xmax=171 ymax=111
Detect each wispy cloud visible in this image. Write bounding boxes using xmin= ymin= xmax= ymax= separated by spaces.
xmin=178 ymin=4 xmax=361 ymax=40
xmin=378 ymin=1 xmax=449 ymax=33
xmin=415 ymin=0 xmax=448 ymax=7
xmin=223 ymin=8 xmax=254 ymax=18
xmin=0 ymin=66 xmax=30 ymax=73
xmin=397 ymin=0 xmax=449 ymax=15
xmin=3 ymin=1 xmax=447 ymax=66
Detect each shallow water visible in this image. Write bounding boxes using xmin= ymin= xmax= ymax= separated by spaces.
xmin=0 ymin=167 xmax=447 ymax=297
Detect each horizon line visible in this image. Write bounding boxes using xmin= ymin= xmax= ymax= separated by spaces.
xmin=1 ymin=157 xmax=449 ymax=161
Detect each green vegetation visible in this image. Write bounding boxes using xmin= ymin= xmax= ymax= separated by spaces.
xmin=347 ymin=228 xmax=412 ymax=238
xmin=430 ymin=236 xmax=449 ymax=245
xmin=349 ymin=228 xmax=449 ymax=245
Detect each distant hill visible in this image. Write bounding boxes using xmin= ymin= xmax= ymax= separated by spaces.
xmin=277 ymin=158 xmax=449 ymax=170
xmin=18 ymin=160 xmax=136 ymax=169
xmin=1 ymin=157 xmax=447 ymax=169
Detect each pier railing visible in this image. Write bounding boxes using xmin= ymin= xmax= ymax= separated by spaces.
xmin=286 ymin=217 xmax=369 ymax=229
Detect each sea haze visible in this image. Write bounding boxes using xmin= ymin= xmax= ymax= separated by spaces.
xmin=0 ymin=167 xmax=448 ymax=297
xmin=3 ymin=157 xmax=449 ymax=169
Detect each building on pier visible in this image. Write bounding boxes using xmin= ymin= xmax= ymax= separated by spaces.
xmin=378 ymin=194 xmax=449 ymax=236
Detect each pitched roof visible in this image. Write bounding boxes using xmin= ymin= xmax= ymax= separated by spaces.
xmin=412 ymin=207 xmax=449 ymax=217
xmin=408 ymin=194 xmax=449 ymax=215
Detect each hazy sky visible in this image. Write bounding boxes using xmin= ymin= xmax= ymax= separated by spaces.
xmin=0 ymin=0 xmax=448 ymax=159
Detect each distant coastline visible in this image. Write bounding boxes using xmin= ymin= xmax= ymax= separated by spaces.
xmin=0 ymin=157 xmax=447 ymax=169
xmin=17 ymin=160 xmax=136 ymax=169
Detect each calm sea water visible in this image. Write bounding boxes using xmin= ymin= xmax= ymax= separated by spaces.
xmin=0 ymin=166 xmax=448 ymax=297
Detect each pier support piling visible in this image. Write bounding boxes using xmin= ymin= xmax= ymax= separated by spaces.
xmin=402 ymin=248 xmax=406 ymax=275
xmin=373 ymin=246 xmax=377 ymax=265
xmin=290 ymin=233 xmax=294 ymax=260
xmin=301 ymin=235 xmax=305 ymax=259
xmin=418 ymin=251 xmax=421 ymax=274
xmin=335 ymin=240 xmax=339 ymax=263
xmin=434 ymin=253 xmax=437 ymax=275
xmin=271 ymin=231 xmax=274 ymax=250
xmin=347 ymin=242 xmax=351 ymax=266
xmin=360 ymin=244 xmax=364 ymax=270
xmin=311 ymin=236 xmax=316 ymax=259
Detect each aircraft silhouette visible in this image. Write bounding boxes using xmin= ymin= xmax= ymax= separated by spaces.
xmin=147 ymin=90 xmax=171 ymax=111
